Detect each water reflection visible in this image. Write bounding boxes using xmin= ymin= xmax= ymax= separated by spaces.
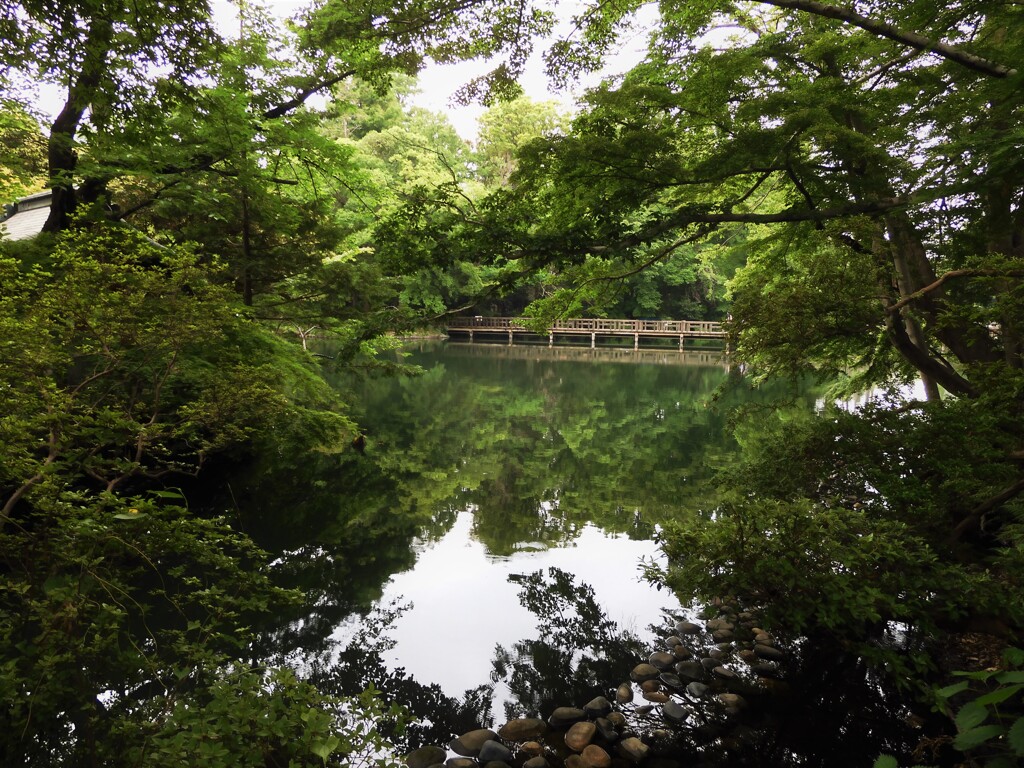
xmin=490 ymin=567 xmax=650 ymax=723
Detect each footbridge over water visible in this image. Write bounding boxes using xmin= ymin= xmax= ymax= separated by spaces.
xmin=446 ymin=316 xmax=727 ymax=350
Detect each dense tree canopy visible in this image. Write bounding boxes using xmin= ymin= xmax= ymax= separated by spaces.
xmin=3 ymin=0 xmax=1024 ymax=763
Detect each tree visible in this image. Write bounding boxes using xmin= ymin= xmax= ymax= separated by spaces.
xmin=0 ymin=0 xmax=558 ymax=233
xmin=377 ymin=0 xmax=1024 ymax=712
xmin=476 ymin=97 xmax=568 ymax=187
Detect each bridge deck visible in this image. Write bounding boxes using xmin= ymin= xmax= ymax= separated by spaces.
xmin=446 ymin=316 xmax=727 ymax=349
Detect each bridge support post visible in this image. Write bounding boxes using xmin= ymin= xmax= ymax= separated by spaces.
xmin=679 ymin=334 xmax=684 ymax=351
xmin=469 ymin=329 xmax=474 ymax=342
xmin=508 ymin=329 xmax=513 ymax=345
xmin=549 ymin=331 xmax=553 ymax=348
xmin=591 ymin=332 xmax=596 ymax=349
xmin=634 ymin=333 xmax=639 ymax=350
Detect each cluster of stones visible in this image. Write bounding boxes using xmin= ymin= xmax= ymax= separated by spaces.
xmin=404 ymin=696 xmax=666 ymax=768
xmin=404 ymin=601 xmax=787 ymax=768
xmin=613 ymin=600 xmax=787 ymax=731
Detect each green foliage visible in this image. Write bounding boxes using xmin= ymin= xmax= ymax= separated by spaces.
xmin=476 ymin=97 xmax=568 ymax=187
xmin=0 ymin=101 xmax=47 ymax=200
xmin=935 ymin=647 xmax=1024 ymax=766
xmin=0 ymin=224 xmax=380 ymax=764
xmin=651 ymin=390 xmax=1024 ymax=687
xmin=0 ymin=225 xmax=352 ymax=513
xmin=134 ymin=670 xmax=407 ymax=768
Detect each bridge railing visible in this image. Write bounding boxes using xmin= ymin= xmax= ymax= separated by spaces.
xmin=447 ymin=316 xmax=725 ymax=336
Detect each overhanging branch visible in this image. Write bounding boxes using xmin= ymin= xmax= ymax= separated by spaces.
xmin=760 ymin=0 xmax=1017 ymax=78
xmin=887 ymin=268 xmax=1024 ymax=313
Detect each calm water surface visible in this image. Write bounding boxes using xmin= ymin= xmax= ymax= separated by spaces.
xmin=215 ymin=341 xmax=936 ymax=764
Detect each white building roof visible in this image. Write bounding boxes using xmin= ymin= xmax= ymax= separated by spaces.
xmin=1 ymin=190 xmax=52 ymax=240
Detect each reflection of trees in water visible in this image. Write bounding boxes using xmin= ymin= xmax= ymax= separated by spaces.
xmin=621 ymin=616 xmax=946 ymax=767
xmin=307 ymin=603 xmax=495 ymax=751
xmin=490 ymin=568 xmax=649 ymax=723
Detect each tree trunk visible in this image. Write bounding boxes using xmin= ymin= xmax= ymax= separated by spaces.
xmin=42 ymin=16 xmax=113 ymax=233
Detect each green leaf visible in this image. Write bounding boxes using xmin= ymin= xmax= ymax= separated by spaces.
xmin=956 ymin=701 xmax=989 ymax=731
xmin=311 ymin=735 xmax=340 ymax=761
xmin=113 ymin=511 xmax=148 ymax=520
xmin=954 ymin=724 xmax=1005 ymax=751
xmin=996 ymin=671 xmax=1024 ymax=684
xmin=1009 ymin=717 xmax=1024 ymax=757
xmin=937 ymin=681 xmax=970 ymax=698
xmin=975 ymin=684 xmax=1023 ymax=707
xmin=148 ymin=488 xmax=185 ymax=499
xmin=873 ymin=755 xmax=898 ymax=768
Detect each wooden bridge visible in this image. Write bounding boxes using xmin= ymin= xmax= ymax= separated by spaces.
xmin=446 ymin=316 xmax=727 ymax=350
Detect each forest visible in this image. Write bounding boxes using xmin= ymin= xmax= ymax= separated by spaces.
xmin=1 ymin=0 xmax=1023 ymax=765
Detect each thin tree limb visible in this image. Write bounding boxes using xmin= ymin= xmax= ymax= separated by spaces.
xmin=760 ymin=0 xmax=1017 ymax=78
xmin=886 ymin=268 xmax=1024 ymax=313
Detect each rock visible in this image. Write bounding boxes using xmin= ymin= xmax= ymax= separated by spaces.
xmin=706 ymin=618 xmax=735 ymax=632
xmin=633 ymin=705 xmax=654 ymax=715
xmin=584 ymin=696 xmax=613 ymax=719
xmin=451 ymin=729 xmax=498 ymax=757
xmin=711 ymin=629 xmax=734 ymax=642
xmin=718 ymin=693 xmax=748 ymax=711
xmin=738 ymin=649 xmax=757 ymax=664
xmin=630 ymin=663 xmax=660 ymax=683
xmin=713 ymin=666 xmax=739 ymax=681
xmin=521 ymin=742 xmax=545 ymax=757
xmin=751 ymin=663 xmax=781 ymax=678
xmin=754 ymin=632 xmax=774 ymax=644
xmin=661 ymin=700 xmax=687 ymax=724
xmin=484 ymin=762 xmax=510 ymax=768
xmin=479 ymin=741 xmax=513 ymax=764
xmin=607 ymin=712 xmax=627 ymax=729
xmin=581 ymin=745 xmax=612 ymax=768
xmin=648 ymin=652 xmax=675 ymax=670
xmin=640 ymin=679 xmax=660 ymax=693
xmin=754 ymin=644 xmax=784 ymax=660
xmin=549 ymin=707 xmax=587 ymax=729
xmin=565 ymin=722 xmax=597 ymax=752
xmin=565 ymin=755 xmax=585 ymax=768
xmin=664 ymin=635 xmax=682 ymax=648
xmin=446 ymin=760 xmax=477 ymax=768
xmin=616 ymin=737 xmax=650 ymax=764
xmin=642 ymin=690 xmax=670 ymax=703
xmin=700 ymin=657 xmax=719 ymax=670
xmin=406 ymin=746 xmax=447 ymax=768
xmin=738 ymin=611 xmax=755 ymax=621
xmin=672 ymin=645 xmax=692 ymax=660
xmin=614 ymin=683 xmax=634 ymax=704
xmin=675 ymin=621 xmax=701 ymax=635
xmin=523 ymin=758 xmax=548 ymax=768
xmin=659 ymin=672 xmax=683 ymax=689
xmin=686 ymin=681 xmax=709 ymax=698
xmin=594 ymin=717 xmax=618 ymax=744
xmin=674 ymin=661 xmax=704 ymax=681
xmin=498 ymin=718 xmax=547 ymax=742
xmin=708 ymin=649 xmax=728 ymax=660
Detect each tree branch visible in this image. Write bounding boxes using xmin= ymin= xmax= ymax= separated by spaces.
xmin=950 ymin=476 xmax=1024 ymax=542
xmin=760 ymin=0 xmax=1017 ymax=78
xmin=262 ymin=70 xmax=357 ymax=120
xmin=886 ymin=268 xmax=1024 ymax=313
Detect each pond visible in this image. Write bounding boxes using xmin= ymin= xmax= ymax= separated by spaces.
xmin=210 ymin=341 xmax=942 ymax=765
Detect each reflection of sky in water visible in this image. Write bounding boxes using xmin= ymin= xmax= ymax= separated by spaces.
xmin=336 ymin=510 xmax=679 ymax=700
